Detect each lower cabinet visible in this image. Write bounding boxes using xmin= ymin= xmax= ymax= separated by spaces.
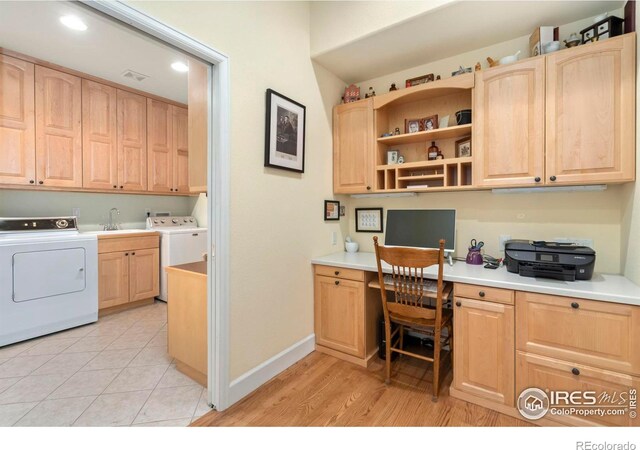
xmin=453 ymin=284 xmax=515 ymax=406
xmin=313 ymin=265 xmax=381 ymax=366
xmin=97 ymin=234 xmax=159 ymax=311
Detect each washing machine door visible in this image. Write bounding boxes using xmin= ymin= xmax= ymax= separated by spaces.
xmin=12 ymin=247 xmax=86 ymax=302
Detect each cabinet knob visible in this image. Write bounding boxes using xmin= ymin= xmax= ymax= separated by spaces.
xmin=571 ymin=367 xmax=580 ymax=376
xmin=571 ymin=302 xmax=580 ymax=309
xmin=334 ymin=271 xmax=340 ymax=276
xmin=455 ymin=301 xmax=462 ymax=307
xmin=479 ymin=291 xmax=485 ymax=298
xmin=335 ymin=280 xmax=340 ymax=285
xmin=120 ymin=186 xmax=123 ymax=189
xmin=38 ymin=181 xmax=44 ymax=185
xmin=113 ymin=185 xmax=117 ymax=189
xmin=175 ymin=189 xmax=178 ymax=192
xmin=132 ymin=252 xmax=136 ymax=256
xmin=366 ymin=186 xmax=371 ymax=191
xmin=29 ymin=180 xmax=35 ymax=184
xmin=125 ymin=253 xmax=129 ymax=256
xmin=550 ymin=175 xmax=557 ymax=182
xmin=534 ymin=177 xmax=541 ymax=183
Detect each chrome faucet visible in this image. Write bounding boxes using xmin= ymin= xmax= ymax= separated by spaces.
xmin=104 ymin=208 xmax=120 ymax=231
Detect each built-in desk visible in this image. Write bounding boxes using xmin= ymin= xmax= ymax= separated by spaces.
xmin=311 ymin=252 xmax=640 ymax=427
xmin=165 ymin=261 xmax=207 ymax=386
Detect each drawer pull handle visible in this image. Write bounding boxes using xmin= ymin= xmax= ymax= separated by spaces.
xmin=455 ymin=301 xmax=461 ymax=307
xmin=478 ymin=291 xmax=485 ymax=298
xmin=335 ymin=281 xmax=340 ymax=285
xmin=571 ymin=302 xmax=580 ymax=309
xmin=571 ymin=368 xmax=580 ymax=376
xmin=335 ymin=271 xmax=340 ymax=276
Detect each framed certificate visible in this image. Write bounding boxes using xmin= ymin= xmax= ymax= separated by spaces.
xmin=355 ymin=208 xmax=383 ymax=233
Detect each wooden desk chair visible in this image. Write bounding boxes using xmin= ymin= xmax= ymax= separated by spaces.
xmin=373 ymin=236 xmax=453 ymax=401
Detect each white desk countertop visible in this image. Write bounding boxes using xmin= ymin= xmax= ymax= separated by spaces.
xmin=311 ymin=251 xmax=640 ymax=307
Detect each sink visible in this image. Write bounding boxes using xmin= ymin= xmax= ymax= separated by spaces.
xmin=82 ymin=229 xmax=154 ymax=236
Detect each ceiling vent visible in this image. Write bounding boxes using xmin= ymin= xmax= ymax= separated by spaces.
xmin=121 ymin=69 xmax=149 ymax=82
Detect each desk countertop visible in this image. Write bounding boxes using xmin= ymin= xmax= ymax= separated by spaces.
xmin=165 ymin=261 xmax=207 ymax=276
xmin=311 ymin=252 xmax=640 ymax=307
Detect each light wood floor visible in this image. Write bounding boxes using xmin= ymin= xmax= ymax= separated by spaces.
xmin=192 ymin=350 xmax=530 ymax=427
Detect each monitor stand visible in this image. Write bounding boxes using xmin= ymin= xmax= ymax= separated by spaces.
xmin=445 ymin=252 xmax=454 ymax=266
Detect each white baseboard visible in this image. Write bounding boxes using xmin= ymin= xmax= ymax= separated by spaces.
xmin=228 ymin=333 xmax=315 ymax=406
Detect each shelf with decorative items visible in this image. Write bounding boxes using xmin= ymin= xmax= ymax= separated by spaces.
xmin=376 ymin=157 xmax=473 ymax=192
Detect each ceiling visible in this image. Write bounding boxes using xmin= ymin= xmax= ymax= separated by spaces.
xmin=312 ymin=0 xmax=625 ymax=83
xmin=0 ymin=1 xmax=188 ymax=103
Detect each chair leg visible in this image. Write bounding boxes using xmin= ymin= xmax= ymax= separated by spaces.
xmin=447 ymin=323 xmax=454 ymax=369
xmin=432 ymin=327 xmax=442 ymax=402
xmin=385 ymin=321 xmax=392 ymax=385
xmin=399 ymin=325 xmax=404 ymax=351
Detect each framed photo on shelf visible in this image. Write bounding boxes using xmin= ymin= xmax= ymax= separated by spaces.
xmin=355 ymin=208 xmax=383 ymax=233
xmin=422 ymin=115 xmax=439 ymax=131
xmin=386 ymin=150 xmax=399 ymax=165
xmin=404 ymin=118 xmax=422 ymax=134
xmin=324 ymin=200 xmax=340 ymax=221
xmin=455 ymin=136 xmax=472 ymax=157
xmin=265 ymin=89 xmax=306 ymax=173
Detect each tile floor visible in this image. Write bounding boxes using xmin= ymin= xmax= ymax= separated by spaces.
xmin=0 ymin=301 xmax=211 ymax=426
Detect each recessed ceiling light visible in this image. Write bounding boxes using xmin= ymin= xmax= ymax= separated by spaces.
xmin=60 ymin=15 xmax=88 ymax=31
xmin=171 ymin=62 xmax=189 ymax=73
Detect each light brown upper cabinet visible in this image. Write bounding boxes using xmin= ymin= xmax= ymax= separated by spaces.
xmin=546 ymin=33 xmax=636 ymax=185
xmin=117 ymin=90 xmax=147 ymax=191
xmin=147 ymin=99 xmax=174 ymax=193
xmin=82 ymin=80 xmax=117 ymax=190
xmin=188 ymin=57 xmax=208 ymax=193
xmin=0 ymin=54 xmax=35 ymax=185
xmin=35 ymin=66 xmax=83 ymax=188
xmin=333 ymin=99 xmax=374 ymax=194
xmin=173 ymin=106 xmax=189 ymax=193
xmin=474 ymin=57 xmax=545 ymax=187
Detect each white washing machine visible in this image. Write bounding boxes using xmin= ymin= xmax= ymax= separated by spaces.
xmin=146 ymin=216 xmax=207 ymax=301
xmin=0 ymin=217 xmax=98 ymax=346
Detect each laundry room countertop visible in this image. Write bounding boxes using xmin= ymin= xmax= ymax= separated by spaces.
xmin=165 ymin=261 xmax=207 ymax=276
xmin=83 ymin=230 xmax=159 ymax=239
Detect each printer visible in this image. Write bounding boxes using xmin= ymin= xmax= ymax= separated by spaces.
xmin=504 ymin=240 xmax=596 ymax=281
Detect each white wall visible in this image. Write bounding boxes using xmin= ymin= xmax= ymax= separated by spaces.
xmin=127 ymin=1 xmax=346 ymax=380
xmin=0 ymin=190 xmax=195 ymax=230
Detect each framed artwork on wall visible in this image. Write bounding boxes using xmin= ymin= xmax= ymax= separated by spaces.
xmin=265 ymin=89 xmax=306 ymax=173
xmin=355 ymin=208 xmax=383 ymax=232
xmin=324 ymin=200 xmax=340 ymax=221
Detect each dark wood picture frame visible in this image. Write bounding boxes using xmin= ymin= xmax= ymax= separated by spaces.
xmin=405 ymin=118 xmax=423 ymax=134
xmin=455 ymin=136 xmax=472 ymax=158
xmin=265 ymin=89 xmax=306 ymax=173
xmin=422 ymin=115 xmax=439 ymax=131
xmin=324 ymin=200 xmax=340 ymax=221
xmin=355 ymin=208 xmax=384 ymax=232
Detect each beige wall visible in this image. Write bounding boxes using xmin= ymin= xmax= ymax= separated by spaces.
xmin=309 ymin=0 xmax=450 ymax=56
xmin=621 ymin=5 xmax=640 ymax=284
xmin=128 ymin=1 xmax=346 ymax=380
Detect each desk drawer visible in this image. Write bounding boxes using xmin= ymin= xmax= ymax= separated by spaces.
xmin=516 ymin=351 xmax=640 ymax=427
xmin=454 ymin=283 xmax=514 ymax=305
xmin=315 ymin=265 xmax=364 ymax=282
xmin=516 ymin=292 xmax=640 ymax=375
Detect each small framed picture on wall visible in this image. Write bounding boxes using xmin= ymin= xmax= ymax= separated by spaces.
xmin=324 ymin=200 xmax=340 ymax=221
xmin=355 ymin=208 xmax=383 ymax=232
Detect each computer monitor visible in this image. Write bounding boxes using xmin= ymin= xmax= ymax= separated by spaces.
xmin=384 ymin=209 xmax=456 ymax=254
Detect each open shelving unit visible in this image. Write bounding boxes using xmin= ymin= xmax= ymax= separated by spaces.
xmin=373 ymin=72 xmax=474 ymax=193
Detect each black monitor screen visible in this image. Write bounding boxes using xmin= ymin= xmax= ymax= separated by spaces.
xmin=384 ymin=209 xmax=456 ymax=252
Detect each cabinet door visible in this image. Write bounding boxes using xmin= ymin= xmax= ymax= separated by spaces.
xmin=117 ymin=90 xmax=147 ymax=191
xmin=314 ymin=275 xmax=365 ymax=358
xmin=546 ymin=34 xmax=635 ymax=184
xmin=453 ymin=297 xmax=515 ymax=406
xmin=147 ymin=99 xmax=173 ymax=192
xmin=333 ymin=99 xmax=374 ymax=194
xmin=35 ymin=66 xmax=82 ymax=187
xmin=129 ymin=248 xmax=159 ymax=302
xmin=172 ymin=106 xmax=189 ymax=193
xmin=0 ymin=54 xmax=35 ymax=185
xmin=517 ymin=351 xmax=640 ymax=426
xmin=98 ymin=251 xmax=129 ymax=309
xmin=82 ymin=80 xmax=117 ymax=190
xmin=474 ymin=57 xmax=545 ymax=187
xmin=188 ymin=57 xmax=208 ymax=193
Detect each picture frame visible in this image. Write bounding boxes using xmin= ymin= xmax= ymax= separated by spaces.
xmin=405 ymin=73 xmax=434 ymax=88
xmin=265 ymin=89 xmax=306 ymax=173
xmin=324 ymin=200 xmax=340 ymax=221
xmin=355 ymin=208 xmax=383 ymax=233
xmin=404 ymin=118 xmax=423 ymax=134
xmin=455 ymin=136 xmax=472 ymax=158
xmin=386 ymin=150 xmax=399 ymax=165
xmin=422 ymin=115 xmax=439 ymax=131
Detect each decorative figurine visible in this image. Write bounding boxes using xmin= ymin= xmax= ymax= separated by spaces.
xmin=436 ymin=75 xmax=441 ymax=80
xmin=364 ymin=86 xmax=376 ymax=98
xmin=394 ymin=127 xmax=401 ymax=136
xmin=427 ymin=141 xmax=439 ymax=161
xmin=343 ymin=84 xmax=360 ymax=103
xmin=475 ymin=62 xmax=481 ymax=71
xmin=389 ymin=83 xmax=398 ymax=91
xmin=564 ymin=32 xmax=581 ymax=48
xmin=397 ymin=156 xmax=405 ymax=164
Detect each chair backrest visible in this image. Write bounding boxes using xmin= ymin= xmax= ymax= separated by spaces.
xmin=373 ymin=236 xmax=446 ymax=325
